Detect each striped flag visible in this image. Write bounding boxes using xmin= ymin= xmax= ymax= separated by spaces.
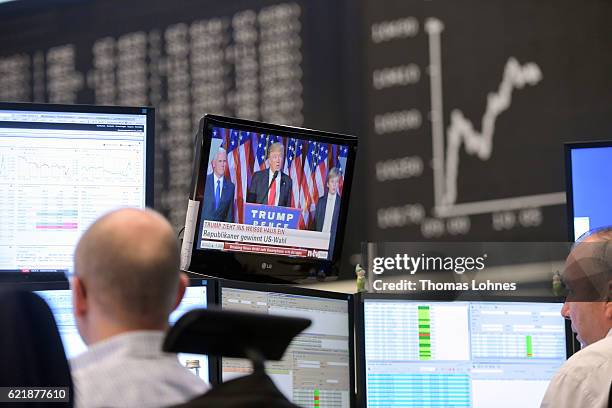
xmin=314 ymin=143 xmax=329 ymax=200
xmin=288 ymin=139 xmax=304 ymax=218
xmin=227 ymin=130 xmax=253 ymax=223
xmin=253 ymin=134 xmax=268 ymax=173
xmin=283 ymin=138 xmax=295 ymax=175
xmin=301 ymin=141 xmax=319 ymax=228
xmin=337 ymin=145 xmax=348 ymax=195
xmin=285 ymin=138 xmax=298 ymax=207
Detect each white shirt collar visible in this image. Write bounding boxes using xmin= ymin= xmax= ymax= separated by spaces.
xmin=71 ymin=330 xmax=167 ymax=369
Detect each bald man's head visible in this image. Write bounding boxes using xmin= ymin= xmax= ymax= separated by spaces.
xmin=74 ymin=208 xmax=181 ymax=328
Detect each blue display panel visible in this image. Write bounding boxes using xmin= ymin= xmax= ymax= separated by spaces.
xmin=568 ymin=146 xmax=612 ymax=240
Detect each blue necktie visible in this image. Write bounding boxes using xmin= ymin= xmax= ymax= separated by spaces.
xmin=215 ymin=180 xmax=221 ymax=210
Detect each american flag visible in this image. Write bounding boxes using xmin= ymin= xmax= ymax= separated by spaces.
xmin=287 ymin=139 xmax=304 ymax=225
xmin=284 ymin=138 xmax=295 ymax=173
xmin=253 ymin=134 xmax=268 ymax=173
xmin=314 ymin=143 xmax=328 ymax=200
xmin=284 ymin=138 xmax=298 ymax=206
xmin=226 ymin=130 xmax=252 ymax=223
xmin=300 ymin=142 xmax=319 ymax=228
xmin=337 ymin=145 xmax=348 ymax=195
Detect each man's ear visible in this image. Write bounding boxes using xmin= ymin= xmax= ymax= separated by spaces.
xmin=72 ymin=276 xmax=88 ymax=317
xmin=173 ymin=272 xmax=188 ymax=311
xmin=604 ymin=281 xmax=612 ymax=319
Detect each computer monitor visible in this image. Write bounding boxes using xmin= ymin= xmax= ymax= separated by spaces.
xmin=33 ymin=282 xmax=86 ymax=359
xmin=34 ymin=279 xmax=215 ymax=383
xmin=358 ymin=296 xmax=571 ymax=408
xmin=183 ymin=114 xmax=357 ymax=282
xmin=0 ymin=102 xmax=154 ymax=278
xmin=565 ymin=141 xmax=612 ymax=240
xmin=218 ymin=280 xmax=355 ymax=408
xmin=169 ymin=279 xmax=216 ymax=383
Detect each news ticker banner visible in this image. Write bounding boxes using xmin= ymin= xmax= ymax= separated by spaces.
xmin=201 ymin=220 xmax=330 ymax=258
xmin=360 ymin=242 xmax=612 ymax=301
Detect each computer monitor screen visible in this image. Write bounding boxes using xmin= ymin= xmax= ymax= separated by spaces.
xmin=35 ymin=287 xmax=86 ymax=359
xmin=219 ymin=281 xmax=354 ymax=408
xmin=361 ymin=299 xmax=569 ymax=408
xmin=35 ymin=279 xmax=212 ymax=383
xmin=565 ymin=142 xmax=612 ymax=240
xmin=0 ymin=102 xmax=153 ymax=275
xmin=185 ymin=115 xmax=357 ymax=281
xmin=169 ymin=280 xmax=212 ymax=383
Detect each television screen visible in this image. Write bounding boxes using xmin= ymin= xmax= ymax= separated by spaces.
xmin=184 ymin=115 xmax=357 ymax=282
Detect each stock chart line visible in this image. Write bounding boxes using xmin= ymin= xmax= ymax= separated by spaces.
xmin=425 ymin=18 xmax=566 ymax=218
xmin=443 ymin=57 xmax=542 ymax=205
xmin=17 ymin=155 xmax=73 ymax=179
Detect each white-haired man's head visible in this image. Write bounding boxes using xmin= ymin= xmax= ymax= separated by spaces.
xmin=211 ymin=147 xmax=227 ymax=178
xmin=561 ymin=227 xmax=612 ymax=347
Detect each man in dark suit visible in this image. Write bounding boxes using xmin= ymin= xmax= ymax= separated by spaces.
xmin=247 ymin=142 xmax=292 ymax=207
xmin=314 ymin=168 xmax=341 ymax=252
xmin=201 ymin=148 xmax=235 ymax=222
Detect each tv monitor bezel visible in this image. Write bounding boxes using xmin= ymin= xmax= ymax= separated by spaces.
xmin=217 ymin=278 xmax=356 ymax=407
xmin=186 ymin=114 xmax=358 ymax=283
xmin=0 ymin=102 xmax=155 ymax=283
xmin=355 ymin=293 xmax=574 ymax=408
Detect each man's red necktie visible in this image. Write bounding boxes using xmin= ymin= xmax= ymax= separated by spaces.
xmin=268 ymin=178 xmax=277 ymax=205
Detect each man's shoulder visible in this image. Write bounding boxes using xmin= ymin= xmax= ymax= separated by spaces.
xmin=205 ymin=173 xmax=214 ymax=185
xmin=72 ymin=353 xmax=208 ymax=407
xmin=281 ymin=172 xmax=291 ymax=182
xmin=573 ymin=335 xmax=612 ymax=362
xmin=316 ymin=194 xmax=327 ymax=211
xmin=224 ymin=176 xmax=235 ymax=187
xmin=558 ymin=335 xmax=612 ymax=375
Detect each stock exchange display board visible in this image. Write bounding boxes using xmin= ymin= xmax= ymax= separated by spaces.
xmin=364 ymin=0 xmax=612 ymax=241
